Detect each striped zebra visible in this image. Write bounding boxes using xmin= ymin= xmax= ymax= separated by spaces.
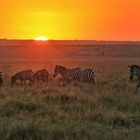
xmin=33 ymin=69 xmax=49 ymax=84
xmin=53 ymin=65 xmax=81 ymax=82
xmin=79 ymin=68 xmax=96 ymax=84
xmin=11 ymin=70 xmax=33 ymax=86
xmin=128 ymin=64 xmax=140 ymax=94
xmin=0 ymin=72 xmax=3 ymax=86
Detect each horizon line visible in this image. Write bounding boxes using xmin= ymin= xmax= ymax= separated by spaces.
xmin=0 ymin=38 xmax=140 ymax=42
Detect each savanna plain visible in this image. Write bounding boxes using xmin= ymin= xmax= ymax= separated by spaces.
xmin=0 ymin=41 xmax=140 ymax=140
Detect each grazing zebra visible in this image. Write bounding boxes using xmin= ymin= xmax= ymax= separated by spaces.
xmin=79 ymin=68 xmax=96 ymax=84
xmin=128 ymin=65 xmax=140 ymax=94
xmin=11 ymin=70 xmax=33 ymax=86
xmin=33 ymin=69 xmax=49 ymax=84
xmin=0 ymin=72 xmax=3 ymax=86
xmin=53 ymin=65 xmax=81 ymax=82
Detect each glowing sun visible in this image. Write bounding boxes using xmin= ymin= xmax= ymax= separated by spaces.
xmin=35 ymin=37 xmax=48 ymax=41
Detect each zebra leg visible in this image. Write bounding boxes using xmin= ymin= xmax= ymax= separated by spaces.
xmin=135 ymin=82 xmax=140 ymax=94
xmin=62 ymin=79 xmax=67 ymax=86
xmin=58 ymin=77 xmax=64 ymax=86
xmin=44 ymin=78 xmax=48 ymax=87
xmin=92 ymin=79 xmax=96 ymax=84
xmin=43 ymin=79 xmax=46 ymax=84
xmin=20 ymin=79 xmax=23 ymax=85
xmin=30 ymin=77 xmax=34 ymax=86
xmin=29 ymin=79 xmax=32 ymax=86
xmin=36 ymin=79 xmax=39 ymax=87
xmin=42 ymin=79 xmax=45 ymax=88
xmin=23 ymin=80 xmax=26 ymax=85
xmin=66 ymin=79 xmax=72 ymax=85
xmin=0 ymin=79 xmax=2 ymax=86
xmin=46 ymin=79 xmax=48 ymax=86
xmin=38 ymin=80 xmax=42 ymax=88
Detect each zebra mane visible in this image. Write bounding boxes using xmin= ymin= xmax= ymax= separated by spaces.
xmin=26 ymin=69 xmax=33 ymax=72
xmin=35 ymin=69 xmax=46 ymax=72
xmin=56 ymin=65 xmax=66 ymax=70
xmin=13 ymin=69 xmax=33 ymax=77
xmin=17 ymin=69 xmax=32 ymax=73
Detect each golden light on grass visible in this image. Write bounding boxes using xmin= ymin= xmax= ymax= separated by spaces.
xmin=35 ymin=37 xmax=48 ymax=41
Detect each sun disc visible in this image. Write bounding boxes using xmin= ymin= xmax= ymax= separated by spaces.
xmin=35 ymin=37 xmax=48 ymax=41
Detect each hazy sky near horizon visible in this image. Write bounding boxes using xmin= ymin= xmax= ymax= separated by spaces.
xmin=0 ymin=0 xmax=140 ymax=40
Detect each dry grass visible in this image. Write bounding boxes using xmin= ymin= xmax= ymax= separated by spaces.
xmin=0 ymin=43 xmax=140 ymax=139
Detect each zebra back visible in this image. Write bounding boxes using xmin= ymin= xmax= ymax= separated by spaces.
xmin=53 ymin=65 xmax=81 ymax=81
xmin=66 ymin=67 xmax=81 ymax=81
xmin=80 ymin=68 xmax=95 ymax=83
xmin=11 ymin=70 xmax=33 ymax=84
xmin=33 ymin=69 xmax=49 ymax=81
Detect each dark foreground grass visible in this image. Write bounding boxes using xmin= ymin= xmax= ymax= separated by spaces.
xmin=0 ymin=83 xmax=140 ymax=140
xmin=1 ymin=119 xmax=140 ymax=140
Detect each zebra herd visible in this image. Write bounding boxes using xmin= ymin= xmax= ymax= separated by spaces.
xmin=0 ymin=64 xmax=140 ymax=94
xmin=0 ymin=65 xmax=95 ymax=86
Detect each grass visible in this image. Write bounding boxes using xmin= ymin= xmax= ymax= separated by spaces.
xmin=0 ymin=61 xmax=140 ymax=139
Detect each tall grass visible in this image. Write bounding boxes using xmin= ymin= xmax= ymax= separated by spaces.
xmin=0 ymin=62 xmax=140 ymax=139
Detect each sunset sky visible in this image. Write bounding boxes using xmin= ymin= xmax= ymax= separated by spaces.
xmin=0 ymin=0 xmax=140 ymax=40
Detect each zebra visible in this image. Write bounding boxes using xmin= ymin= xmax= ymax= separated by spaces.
xmin=33 ymin=69 xmax=49 ymax=84
xmin=11 ymin=70 xmax=33 ymax=86
xmin=128 ymin=64 xmax=140 ymax=94
xmin=53 ymin=65 xmax=81 ymax=83
xmin=0 ymin=72 xmax=3 ymax=86
xmin=79 ymin=68 xmax=96 ymax=84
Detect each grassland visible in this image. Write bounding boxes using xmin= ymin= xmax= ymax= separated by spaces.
xmin=0 ymin=42 xmax=140 ymax=139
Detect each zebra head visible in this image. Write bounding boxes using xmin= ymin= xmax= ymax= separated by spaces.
xmin=75 ymin=67 xmax=81 ymax=71
xmin=0 ymin=72 xmax=2 ymax=86
xmin=11 ymin=76 xmax=16 ymax=85
xmin=128 ymin=65 xmax=140 ymax=80
xmin=53 ymin=65 xmax=66 ymax=78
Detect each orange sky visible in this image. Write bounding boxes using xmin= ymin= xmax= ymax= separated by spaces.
xmin=0 ymin=0 xmax=140 ymax=40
